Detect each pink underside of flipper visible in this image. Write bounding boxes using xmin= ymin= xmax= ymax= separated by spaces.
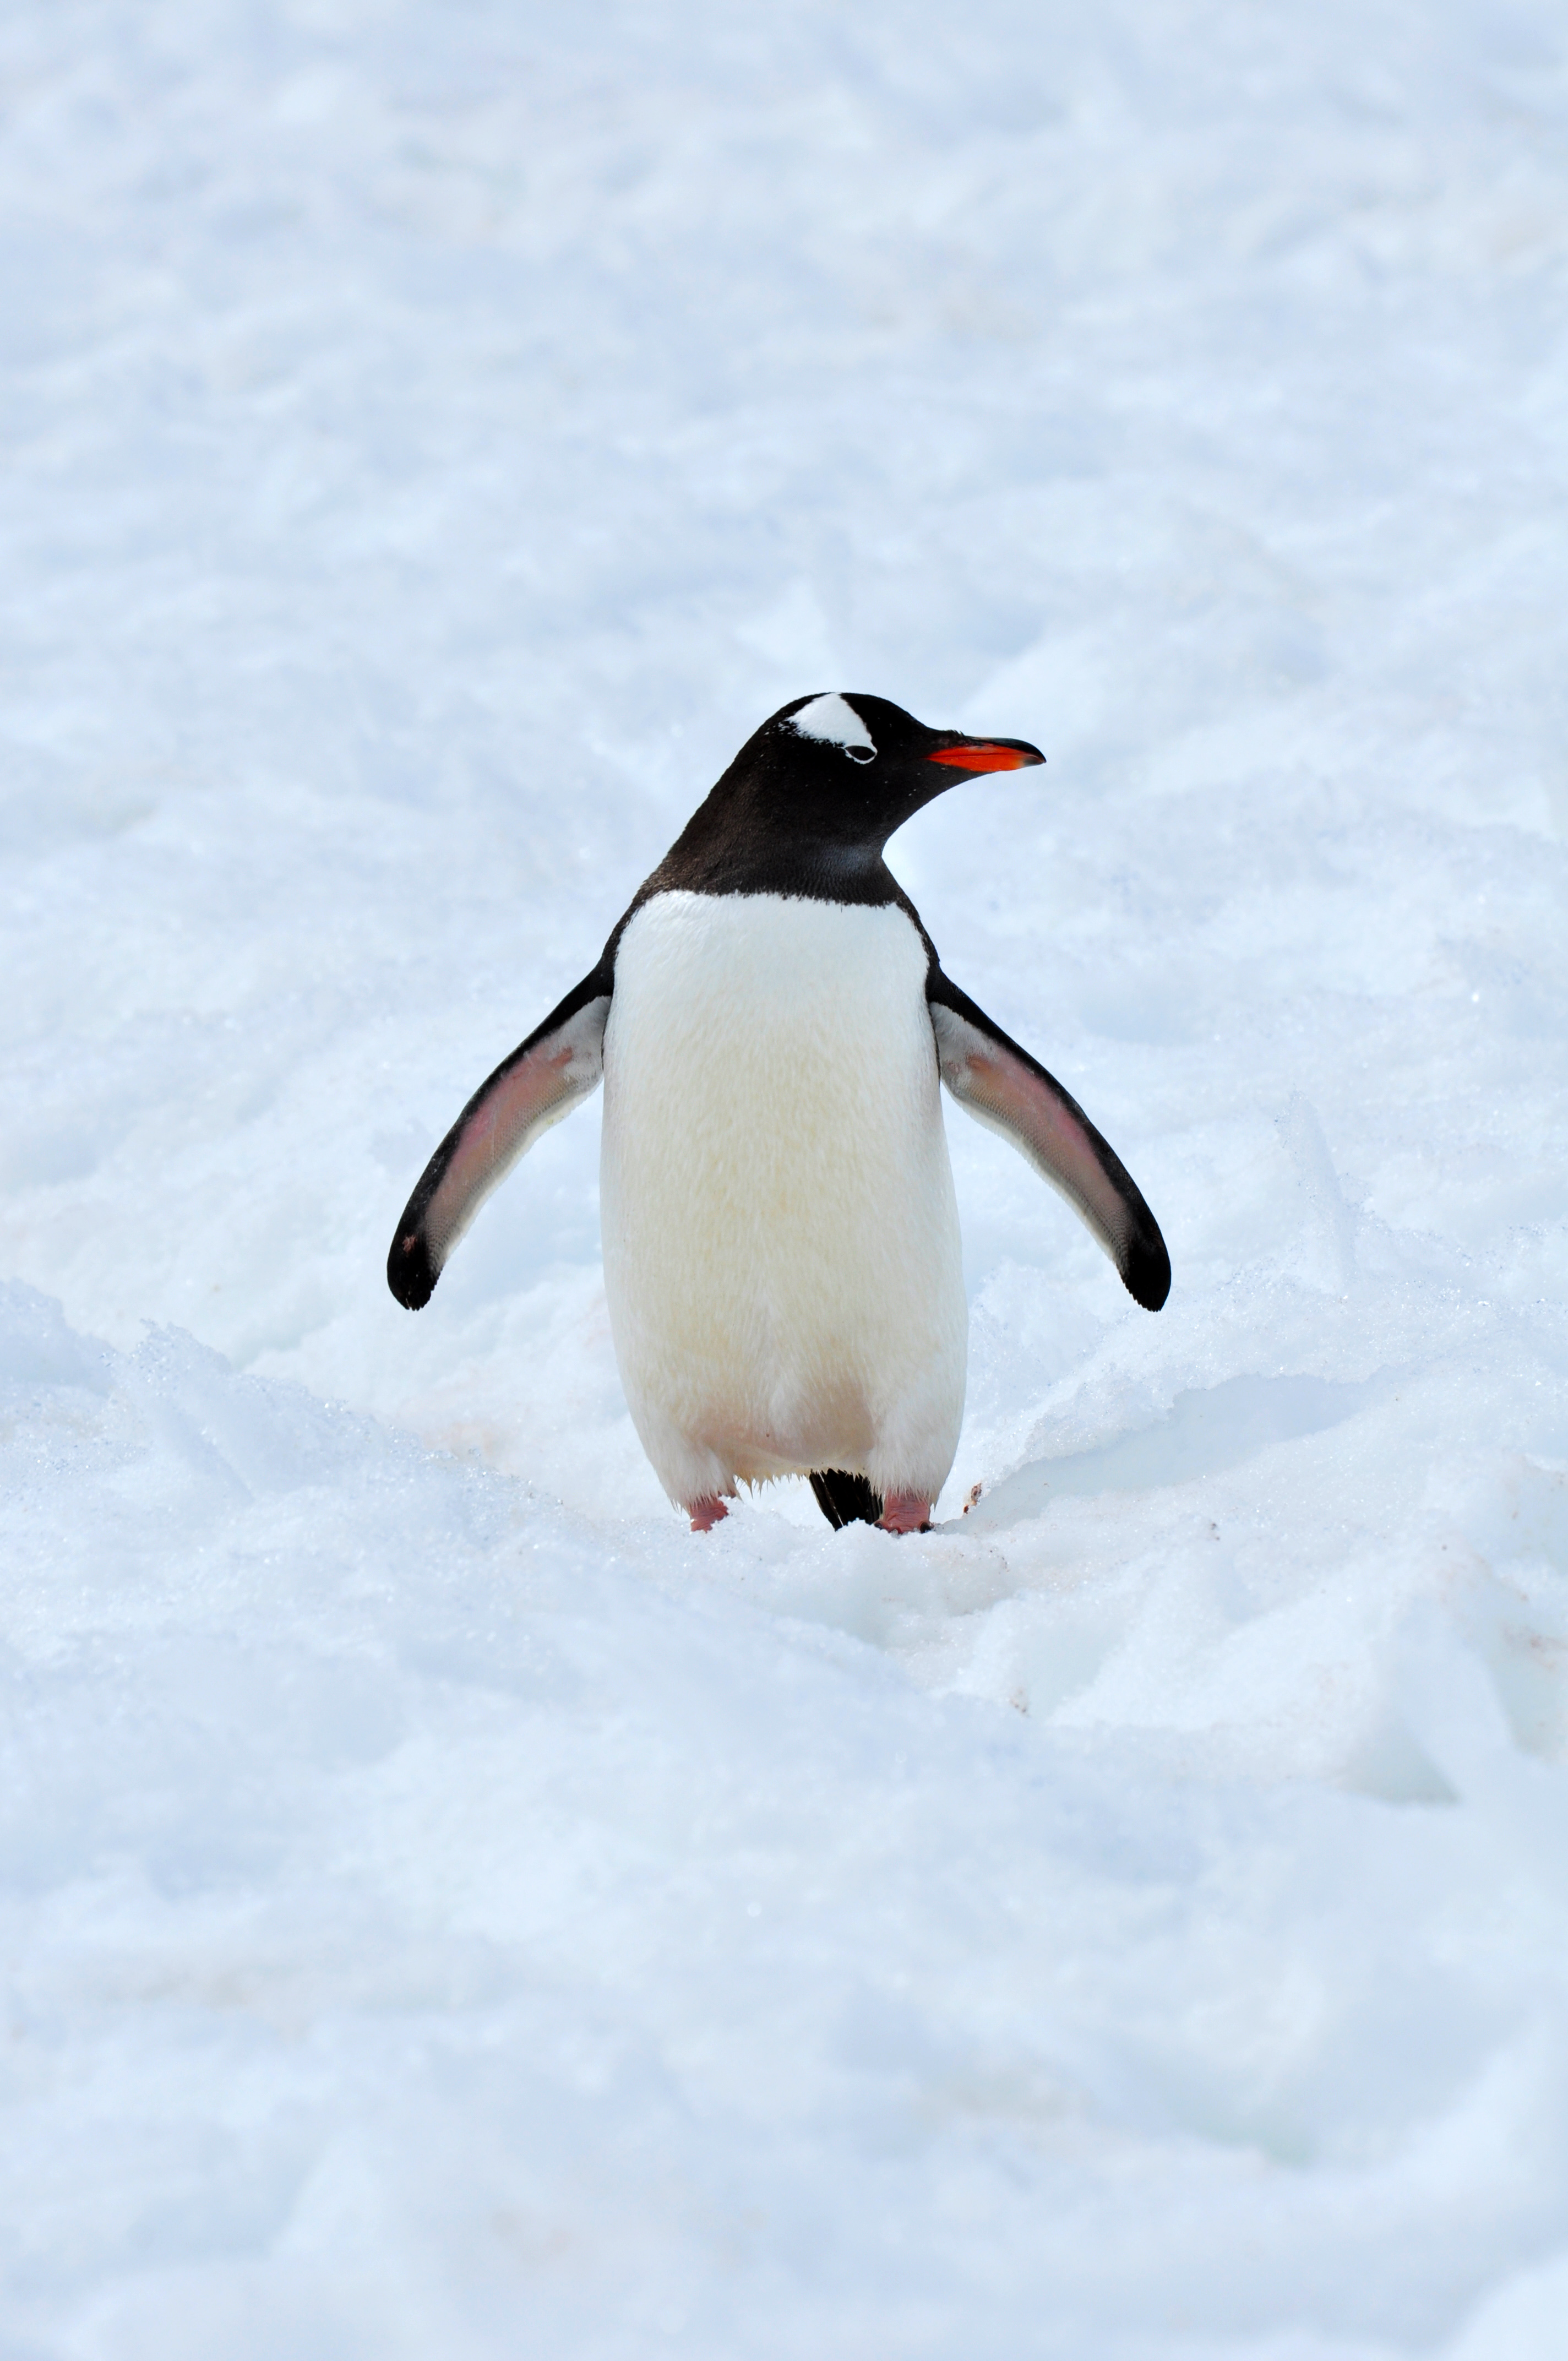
xmin=425 ymin=1041 xmax=578 ymax=1259
xmin=965 ymin=1049 xmax=1126 ymax=1253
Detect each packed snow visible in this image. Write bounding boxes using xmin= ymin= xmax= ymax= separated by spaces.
xmin=4 ymin=1 xmax=1568 ymax=2352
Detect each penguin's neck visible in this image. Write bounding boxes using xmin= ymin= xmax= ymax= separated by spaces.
xmin=647 ymin=819 xmax=899 ymax=907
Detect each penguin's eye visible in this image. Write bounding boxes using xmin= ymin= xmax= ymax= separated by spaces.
xmin=845 ymin=746 xmax=875 ymax=765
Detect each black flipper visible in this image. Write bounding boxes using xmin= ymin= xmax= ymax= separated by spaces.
xmin=388 ymin=964 xmax=612 ymax=1310
xmin=927 ymin=967 xmax=1171 ymax=1313
xmin=810 ymin=1470 xmax=883 ymax=1528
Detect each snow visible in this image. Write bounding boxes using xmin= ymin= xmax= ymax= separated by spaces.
xmin=2 ymin=0 xmax=1567 ymax=2351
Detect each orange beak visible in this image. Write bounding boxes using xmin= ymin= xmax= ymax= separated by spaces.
xmin=928 ymin=741 xmax=1042 ymax=773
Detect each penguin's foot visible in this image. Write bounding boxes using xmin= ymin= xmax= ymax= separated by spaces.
xmin=688 ymin=1494 xmax=730 ymax=1533
xmin=877 ymin=1492 xmax=932 ymax=1535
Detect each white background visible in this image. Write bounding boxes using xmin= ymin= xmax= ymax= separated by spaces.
xmin=2 ymin=2 xmax=1566 ymax=2352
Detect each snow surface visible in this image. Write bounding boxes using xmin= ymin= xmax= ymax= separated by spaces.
xmin=3 ymin=0 xmax=1568 ymax=2351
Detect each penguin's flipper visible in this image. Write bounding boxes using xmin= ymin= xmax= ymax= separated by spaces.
xmin=928 ymin=971 xmax=1171 ymax=1312
xmin=388 ymin=967 xmax=612 ymax=1310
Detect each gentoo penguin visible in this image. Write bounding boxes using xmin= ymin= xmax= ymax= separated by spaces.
xmin=388 ymin=693 xmax=1170 ymax=1533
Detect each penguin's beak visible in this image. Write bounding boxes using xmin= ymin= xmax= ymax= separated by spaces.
xmin=928 ymin=737 xmax=1045 ymax=773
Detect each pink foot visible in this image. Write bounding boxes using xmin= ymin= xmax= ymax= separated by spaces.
xmin=688 ymin=1495 xmax=730 ymax=1534
xmin=877 ymin=1492 xmax=932 ymax=1535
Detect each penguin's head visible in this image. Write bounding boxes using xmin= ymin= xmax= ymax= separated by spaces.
xmin=752 ymin=692 xmax=1044 ymax=849
xmin=651 ymin=693 xmax=1045 ymax=901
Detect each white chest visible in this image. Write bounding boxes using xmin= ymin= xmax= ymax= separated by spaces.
xmin=606 ymin=886 xmax=938 ymax=1140
xmin=598 ymin=891 xmax=967 ymax=1500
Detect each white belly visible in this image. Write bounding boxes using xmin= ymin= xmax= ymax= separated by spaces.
xmin=600 ymin=890 xmax=967 ymax=1508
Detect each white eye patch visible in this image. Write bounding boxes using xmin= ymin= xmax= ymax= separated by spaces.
xmin=788 ymin=693 xmax=876 ymax=763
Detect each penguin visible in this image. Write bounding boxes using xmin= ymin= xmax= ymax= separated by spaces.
xmin=388 ymin=693 xmax=1170 ymax=1534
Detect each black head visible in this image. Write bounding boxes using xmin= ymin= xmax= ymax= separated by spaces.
xmin=644 ymin=692 xmax=1045 ymax=905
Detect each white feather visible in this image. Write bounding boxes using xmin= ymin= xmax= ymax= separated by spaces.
xmin=601 ymin=890 xmax=966 ymax=1509
xmin=788 ymin=692 xmax=875 ymax=753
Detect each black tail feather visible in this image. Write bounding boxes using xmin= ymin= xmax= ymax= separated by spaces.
xmin=809 ymin=1470 xmax=882 ymax=1529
